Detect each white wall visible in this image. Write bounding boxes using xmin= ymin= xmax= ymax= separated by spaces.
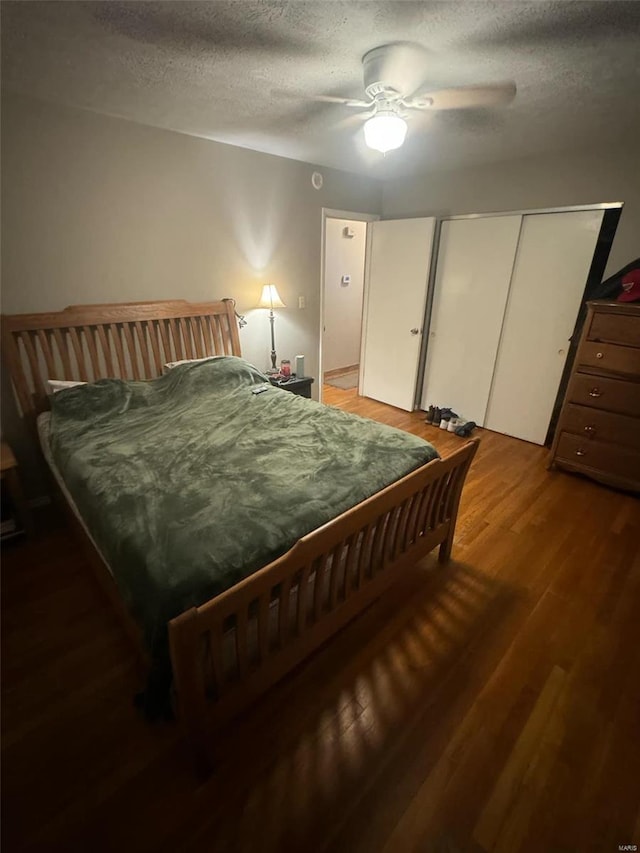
xmin=1 ymin=93 xmax=382 ymax=493
xmin=322 ymin=218 xmax=367 ymax=374
xmin=1 ymin=93 xmax=382 ymax=372
xmin=382 ymin=144 xmax=639 ymax=279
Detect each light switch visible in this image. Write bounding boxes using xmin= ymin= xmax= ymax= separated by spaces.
xmin=298 ymin=295 xmax=306 ymax=309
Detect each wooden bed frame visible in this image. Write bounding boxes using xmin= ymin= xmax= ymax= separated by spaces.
xmin=1 ymin=298 xmax=478 ymax=774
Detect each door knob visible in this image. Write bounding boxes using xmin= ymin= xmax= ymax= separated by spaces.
xmin=410 ymin=328 xmax=420 ymax=335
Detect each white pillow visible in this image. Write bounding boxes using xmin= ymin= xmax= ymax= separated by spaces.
xmin=162 ymin=356 xmax=222 ymax=374
xmin=48 ymin=379 xmax=87 ymax=394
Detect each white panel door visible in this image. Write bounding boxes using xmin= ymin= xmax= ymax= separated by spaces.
xmin=421 ymin=215 xmax=522 ymax=425
xmin=484 ymin=209 xmax=604 ymax=444
xmin=361 ymin=218 xmax=435 ymax=411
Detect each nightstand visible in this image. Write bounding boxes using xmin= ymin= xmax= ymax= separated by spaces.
xmin=1 ymin=441 xmax=33 ymax=540
xmin=269 ymin=376 xmax=315 ymax=398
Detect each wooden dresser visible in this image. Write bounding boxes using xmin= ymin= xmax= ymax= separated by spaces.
xmin=549 ymin=300 xmax=640 ymax=492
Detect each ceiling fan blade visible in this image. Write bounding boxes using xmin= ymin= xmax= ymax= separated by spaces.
xmin=407 ymin=82 xmax=516 ymax=110
xmin=334 ymin=110 xmax=377 ymax=131
xmin=308 ymin=94 xmax=372 ymax=107
xmin=272 ymin=89 xmax=372 ymax=108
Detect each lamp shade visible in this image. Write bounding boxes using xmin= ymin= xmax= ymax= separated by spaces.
xmin=257 ymin=284 xmax=286 ymax=309
xmin=364 ymin=112 xmax=408 ymax=154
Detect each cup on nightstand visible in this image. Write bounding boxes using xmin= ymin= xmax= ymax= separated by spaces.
xmin=280 ymin=360 xmax=291 ymax=378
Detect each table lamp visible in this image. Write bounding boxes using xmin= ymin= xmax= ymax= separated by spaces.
xmin=257 ymin=284 xmax=286 ymax=374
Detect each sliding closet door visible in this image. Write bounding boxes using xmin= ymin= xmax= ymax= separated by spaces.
xmin=484 ymin=209 xmax=604 ymax=444
xmin=421 ymin=215 xmax=522 ymax=424
xmin=361 ymin=217 xmax=435 ymax=411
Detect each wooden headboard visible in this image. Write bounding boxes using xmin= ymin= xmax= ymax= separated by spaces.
xmin=1 ymin=299 xmax=242 ymax=420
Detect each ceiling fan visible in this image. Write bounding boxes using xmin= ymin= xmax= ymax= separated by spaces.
xmin=308 ymin=44 xmax=517 ymax=154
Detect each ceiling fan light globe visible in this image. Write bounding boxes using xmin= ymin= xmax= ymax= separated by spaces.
xmin=363 ymin=113 xmax=408 ymax=154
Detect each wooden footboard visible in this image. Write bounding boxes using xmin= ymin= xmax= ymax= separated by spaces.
xmin=169 ymin=439 xmax=478 ymax=774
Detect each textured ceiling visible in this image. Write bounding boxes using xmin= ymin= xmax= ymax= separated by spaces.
xmin=2 ymin=1 xmax=640 ymax=178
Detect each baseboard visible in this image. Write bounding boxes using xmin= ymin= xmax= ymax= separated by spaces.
xmin=323 ymin=364 xmax=359 ymax=381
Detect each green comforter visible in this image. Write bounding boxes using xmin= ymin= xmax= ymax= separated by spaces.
xmin=49 ymin=357 xmax=438 ymax=713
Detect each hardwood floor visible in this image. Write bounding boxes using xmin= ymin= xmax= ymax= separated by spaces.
xmin=3 ymin=387 xmax=639 ymax=853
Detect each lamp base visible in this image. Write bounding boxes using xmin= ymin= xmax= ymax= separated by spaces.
xmin=265 ymin=367 xmax=280 ymax=376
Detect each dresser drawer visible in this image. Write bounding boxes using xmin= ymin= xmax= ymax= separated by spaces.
xmin=578 ymin=341 xmax=640 ymax=376
xmin=560 ymin=404 xmax=640 ymax=450
xmin=588 ymin=311 xmax=640 ymax=347
xmin=556 ymin=432 xmax=640 ymax=482
xmin=568 ymin=374 xmax=640 ymax=418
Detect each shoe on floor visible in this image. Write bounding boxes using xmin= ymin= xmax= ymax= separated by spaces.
xmin=448 ymin=418 xmax=465 ymax=432
xmin=425 ymin=405 xmax=435 ymax=423
xmin=455 ymin=420 xmax=476 ymax=437
xmin=439 ymin=408 xmax=459 ymax=420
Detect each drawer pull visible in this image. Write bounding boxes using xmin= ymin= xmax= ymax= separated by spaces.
xmin=583 ymin=425 xmax=596 ymax=436
xmin=575 ymin=449 xmax=586 ymax=457
xmin=589 ymin=388 xmax=602 ymax=398
xmin=596 ymin=352 xmax=604 ymax=359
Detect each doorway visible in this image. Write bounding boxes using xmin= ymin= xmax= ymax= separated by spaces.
xmin=320 ymin=209 xmax=378 ymax=401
